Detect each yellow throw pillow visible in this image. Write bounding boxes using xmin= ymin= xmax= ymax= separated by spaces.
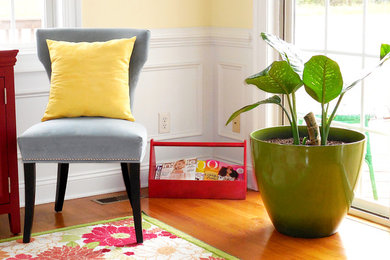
xmin=42 ymin=37 xmax=136 ymax=122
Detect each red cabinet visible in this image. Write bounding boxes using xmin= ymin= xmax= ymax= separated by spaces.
xmin=0 ymin=50 xmax=20 ymax=234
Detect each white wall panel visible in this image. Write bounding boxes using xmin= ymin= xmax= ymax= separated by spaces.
xmin=217 ymin=62 xmax=247 ymax=141
xmin=135 ymin=63 xmax=203 ymax=140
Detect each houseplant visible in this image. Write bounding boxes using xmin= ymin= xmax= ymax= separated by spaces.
xmin=226 ymin=33 xmax=390 ymax=238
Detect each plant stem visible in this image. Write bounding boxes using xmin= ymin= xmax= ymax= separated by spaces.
xmin=286 ymin=94 xmax=300 ymax=145
xmin=292 ymin=92 xmax=297 ymax=118
xmin=325 ymin=103 xmax=329 ymax=116
xmin=277 ymin=104 xmax=293 ymax=126
xmin=325 ymin=93 xmax=345 ymax=142
xmin=321 ymin=103 xmax=327 ymax=145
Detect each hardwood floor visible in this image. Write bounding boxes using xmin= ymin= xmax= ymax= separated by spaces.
xmin=0 ymin=189 xmax=389 ymax=259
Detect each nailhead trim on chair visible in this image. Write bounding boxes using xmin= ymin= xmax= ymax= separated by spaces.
xmin=22 ymin=158 xmax=138 ymax=161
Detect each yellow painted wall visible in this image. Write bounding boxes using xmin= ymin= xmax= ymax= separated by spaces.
xmin=82 ymin=0 xmax=209 ymax=28
xmin=82 ymin=0 xmax=252 ymax=29
xmin=210 ymin=0 xmax=252 ymax=28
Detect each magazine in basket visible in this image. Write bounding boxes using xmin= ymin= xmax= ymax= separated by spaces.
xmin=159 ymin=158 xmax=197 ymax=180
xmin=204 ymin=160 xmax=245 ymax=181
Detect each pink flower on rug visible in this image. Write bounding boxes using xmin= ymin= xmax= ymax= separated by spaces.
xmin=6 ymin=254 xmax=34 ymax=260
xmin=82 ymin=225 xmax=157 ymax=246
xmin=35 ymin=245 xmax=104 ymax=259
xmin=159 ymin=231 xmax=178 ymax=239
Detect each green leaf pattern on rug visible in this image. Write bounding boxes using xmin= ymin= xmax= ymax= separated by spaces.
xmin=84 ymin=242 xmax=100 ymax=249
xmin=66 ymin=241 xmax=79 ymax=248
xmin=61 ymin=234 xmax=81 ymax=242
xmin=142 ymin=221 xmax=152 ymax=230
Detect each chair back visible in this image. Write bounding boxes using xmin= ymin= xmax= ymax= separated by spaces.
xmin=36 ymin=28 xmax=150 ymax=110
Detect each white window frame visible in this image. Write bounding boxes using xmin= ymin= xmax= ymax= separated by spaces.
xmin=252 ymin=0 xmax=287 ymax=131
xmin=45 ymin=0 xmax=82 ymax=29
xmin=4 ymin=0 xmax=82 ymax=73
xmin=283 ymin=0 xmax=390 ymax=227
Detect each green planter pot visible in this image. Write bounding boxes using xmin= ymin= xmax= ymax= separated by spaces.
xmin=250 ymin=126 xmax=366 ymax=238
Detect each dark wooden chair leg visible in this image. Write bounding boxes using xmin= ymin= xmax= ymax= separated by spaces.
xmin=120 ymin=163 xmax=132 ymax=207
xmin=128 ymin=163 xmax=143 ymax=244
xmin=23 ymin=163 xmax=36 ymax=243
xmin=55 ymin=163 xmax=69 ymax=212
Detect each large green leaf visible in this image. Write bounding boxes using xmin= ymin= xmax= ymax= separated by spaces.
xmin=380 ymin=43 xmax=390 ymax=60
xmin=261 ymin=32 xmax=304 ymax=76
xmin=246 ymin=61 xmax=303 ymax=94
xmin=343 ymin=51 xmax=390 ymax=93
xmin=225 ymin=95 xmax=281 ymax=126
xmin=303 ymin=55 xmax=343 ymax=104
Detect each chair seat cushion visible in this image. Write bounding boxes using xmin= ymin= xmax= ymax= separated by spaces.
xmin=18 ymin=117 xmax=147 ymax=162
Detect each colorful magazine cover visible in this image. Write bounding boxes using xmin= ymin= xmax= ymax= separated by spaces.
xmin=159 ymin=158 xmax=197 ymax=180
xmin=195 ymin=160 xmax=206 ymax=180
xmin=154 ymin=163 xmax=163 ymax=179
xmin=217 ymin=162 xmax=245 ymax=181
xmin=204 ymin=160 xmax=244 ymax=181
xmin=204 ymin=160 xmax=220 ymax=180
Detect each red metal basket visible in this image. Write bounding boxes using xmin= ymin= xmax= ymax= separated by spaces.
xmin=148 ymin=139 xmax=247 ymax=199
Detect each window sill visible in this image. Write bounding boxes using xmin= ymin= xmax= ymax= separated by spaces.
xmin=349 ymin=207 xmax=390 ymax=228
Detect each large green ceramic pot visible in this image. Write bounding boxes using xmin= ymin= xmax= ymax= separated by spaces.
xmin=250 ymin=126 xmax=366 ymax=238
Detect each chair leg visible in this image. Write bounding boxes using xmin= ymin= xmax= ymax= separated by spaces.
xmin=55 ymin=163 xmax=69 ymax=212
xmin=120 ymin=163 xmax=132 ymax=208
xmin=122 ymin=163 xmax=143 ymax=244
xmin=23 ymin=163 xmax=36 ymax=243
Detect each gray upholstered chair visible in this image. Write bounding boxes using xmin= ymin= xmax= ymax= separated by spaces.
xmin=18 ymin=28 xmax=150 ymax=243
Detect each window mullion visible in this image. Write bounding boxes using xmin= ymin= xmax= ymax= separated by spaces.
xmin=324 ymin=0 xmax=329 ymax=55
xmin=361 ymin=0 xmax=368 ymax=129
xmin=44 ymin=0 xmax=56 ymax=28
xmin=9 ymin=0 xmax=16 ymax=43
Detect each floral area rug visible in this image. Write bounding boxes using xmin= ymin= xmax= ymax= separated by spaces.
xmin=0 ymin=213 xmax=238 ymax=259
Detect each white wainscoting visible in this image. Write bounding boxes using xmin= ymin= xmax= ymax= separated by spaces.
xmin=136 ymin=62 xmax=204 ymax=140
xmin=211 ymin=29 xmax=257 ymax=190
xmin=14 ymin=27 xmax=256 ymax=206
xmin=217 ymin=62 xmax=247 ymax=141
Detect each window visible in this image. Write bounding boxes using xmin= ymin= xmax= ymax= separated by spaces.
xmin=0 ymin=0 xmax=81 ymax=72
xmin=0 ymin=0 xmax=43 ymax=50
xmin=0 ymin=0 xmax=81 ymax=52
xmin=289 ymin=0 xmax=390 ymax=225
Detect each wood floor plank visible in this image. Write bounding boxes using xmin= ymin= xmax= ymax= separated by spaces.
xmin=0 ymin=189 xmax=389 ymax=259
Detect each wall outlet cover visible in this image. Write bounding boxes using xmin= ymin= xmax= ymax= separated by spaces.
xmin=232 ymin=115 xmax=240 ymax=133
xmin=159 ymin=112 xmax=171 ymax=134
